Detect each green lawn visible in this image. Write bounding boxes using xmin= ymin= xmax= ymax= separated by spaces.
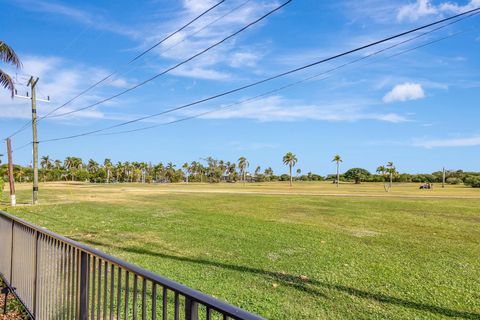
xmin=2 ymin=182 xmax=479 ymax=319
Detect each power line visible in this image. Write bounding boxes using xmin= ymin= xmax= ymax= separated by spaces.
xmin=94 ymin=23 xmax=475 ymax=137
xmin=4 ymin=0 xmax=228 ymax=139
xmin=37 ymin=7 xmax=480 ymax=144
xmin=45 ymin=0 xmax=293 ymax=119
xmin=103 ymin=0 xmax=253 ymax=85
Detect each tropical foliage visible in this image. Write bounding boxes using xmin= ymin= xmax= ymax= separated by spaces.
xmin=0 ymin=156 xmax=478 ymax=188
xmin=282 ymin=152 xmax=297 ymax=187
xmin=0 ymin=40 xmax=21 ymax=97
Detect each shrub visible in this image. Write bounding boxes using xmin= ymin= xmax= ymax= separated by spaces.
xmin=0 ymin=178 xmax=4 ymax=193
xmin=464 ymin=176 xmax=480 ymax=188
xmin=446 ymin=177 xmax=462 ymax=185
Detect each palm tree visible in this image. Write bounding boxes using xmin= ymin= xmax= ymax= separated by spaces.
xmin=238 ymin=157 xmax=249 ymax=186
xmin=377 ymin=162 xmax=397 ymax=192
xmin=282 ymin=152 xmax=298 ymax=187
xmin=1 ymin=41 xmax=21 ymax=98
xmin=182 ymin=162 xmax=190 ymax=184
xmin=332 ymin=154 xmax=342 ymax=188
xmin=104 ymin=159 xmax=113 ymax=183
xmin=40 ymin=156 xmax=51 ymax=169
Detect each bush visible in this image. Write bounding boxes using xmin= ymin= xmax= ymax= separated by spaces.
xmin=446 ymin=177 xmax=462 ymax=185
xmin=0 ymin=178 xmax=4 ymax=193
xmin=464 ymin=176 xmax=480 ymax=188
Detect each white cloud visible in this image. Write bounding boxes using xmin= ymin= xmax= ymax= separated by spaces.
xmin=0 ymin=55 xmax=134 ymax=120
xmin=171 ymin=66 xmax=231 ymax=80
xmin=383 ymin=82 xmax=426 ymax=103
xmin=189 ymin=95 xmax=408 ymax=123
xmin=413 ymin=135 xmax=480 ymax=148
xmin=230 ymin=52 xmax=261 ymax=68
xmin=397 ymin=0 xmax=480 ymax=22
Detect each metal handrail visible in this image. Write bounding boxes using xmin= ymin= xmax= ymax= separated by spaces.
xmin=0 ymin=210 xmax=264 ymax=320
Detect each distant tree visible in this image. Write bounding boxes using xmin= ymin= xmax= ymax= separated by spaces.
xmin=332 ymin=154 xmax=342 ymax=188
xmin=282 ymin=152 xmax=298 ymax=187
xmin=264 ymin=167 xmax=273 ymax=181
xmin=377 ymin=162 xmax=397 ymax=192
xmin=104 ymin=159 xmax=113 ymax=183
xmin=1 ymin=41 xmax=21 ymax=97
xmin=238 ymin=157 xmax=249 ymax=186
xmin=344 ymin=168 xmax=370 ymax=184
xmin=255 ymin=166 xmax=261 ymax=177
xmin=296 ymin=168 xmax=301 ymax=177
xmin=182 ymin=162 xmax=190 ymax=184
xmin=465 ymin=176 xmax=480 ymax=188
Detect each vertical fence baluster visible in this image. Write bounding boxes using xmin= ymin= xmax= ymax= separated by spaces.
xmin=174 ymin=292 xmax=179 ymax=320
xmin=124 ymin=271 xmax=129 ymax=320
xmin=110 ymin=264 xmax=115 ymax=320
xmin=152 ymin=284 xmax=157 ymax=320
xmin=133 ymin=275 xmax=138 ymax=320
xmin=142 ymin=278 xmax=147 ymax=320
xmin=97 ymin=258 xmax=102 ymax=320
xmin=117 ymin=268 xmax=122 ymax=320
xmin=103 ymin=261 xmax=108 ymax=320
xmin=162 ymin=287 xmax=167 ymax=320
xmin=185 ymin=297 xmax=199 ymax=320
xmin=91 ymin=256 xmax=96 ymax=320
xmin=206 ymin=307 xmax=211 ymax=320
xmin=79 ymin=251 xmax=88 ymax=320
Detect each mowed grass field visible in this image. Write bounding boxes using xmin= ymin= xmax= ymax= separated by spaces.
xmin=1 ymin=182 xmax=479 ymax=319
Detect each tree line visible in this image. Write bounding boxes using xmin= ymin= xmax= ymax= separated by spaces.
xmin=0 ymin=153 xmax=479 ymax=188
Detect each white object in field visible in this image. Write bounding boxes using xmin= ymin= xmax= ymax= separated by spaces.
xmin=10 ymin=195 xmax=16 ymax=206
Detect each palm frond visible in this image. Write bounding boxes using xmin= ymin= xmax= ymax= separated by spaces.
xmin=0 ymin=68 xmax=15 ymax=98
xmin=0 ymin=41 xmax=21 ymax=67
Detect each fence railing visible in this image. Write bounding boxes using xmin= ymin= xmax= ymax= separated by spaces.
xmin=0 ymin=210 xmax=264 ymax=320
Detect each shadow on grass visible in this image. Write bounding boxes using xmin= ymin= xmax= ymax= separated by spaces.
xmin=80 ymin=238 xmax=479 ymax=319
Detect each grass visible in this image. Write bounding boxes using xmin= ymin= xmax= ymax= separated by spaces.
xmin=1 ymin=182 xmax=479 ymax=319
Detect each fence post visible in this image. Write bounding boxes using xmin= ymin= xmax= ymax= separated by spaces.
xmin=185 ymin=297 xmax=199 ymax=320
xmin=79 ymin=251 xmax=88 ymax=320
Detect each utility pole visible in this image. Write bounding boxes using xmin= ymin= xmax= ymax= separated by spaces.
xmin=442 ymin=167 xmax=446 ymax=188
xmin=6 ymin=138 xmax=16 ymax=206
xmin=13 ymin=76 xmax=50 ymax=204
xmin=28 ymin=76 xmax=40 ymax=204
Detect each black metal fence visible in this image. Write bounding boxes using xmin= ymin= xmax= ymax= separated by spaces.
xmin=0 ymin=210 xmax=264 ymax=320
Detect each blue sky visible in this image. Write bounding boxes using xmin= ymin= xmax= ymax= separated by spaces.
xmin=0 ymin=0 xmax=479 ymax=175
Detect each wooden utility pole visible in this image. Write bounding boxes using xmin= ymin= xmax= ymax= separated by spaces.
xmin=28 ymin=76 xmax=40 ymax=204
xmin=442 ymin=167 xmax=446 ymax=188
xmin=6 ymin=138 xmax=16 ymax=206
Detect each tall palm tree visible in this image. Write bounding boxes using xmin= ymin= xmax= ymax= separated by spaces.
xmin=182 ymin=162 xmax=190 ymax=184
xmin=238 ymin=157 xmax=249 ymax=186
xmin=1 ymin=41 xmax=21 ymax=97
xmin=40 ymin=155 xmax=51 ymax=169
xmin=332 ymin=154 xmax=342 ymax=188
xmin=283 ymin=152 xmax=298 ymax=187
xmin=104 ymin=159 xmax=113 ymax=183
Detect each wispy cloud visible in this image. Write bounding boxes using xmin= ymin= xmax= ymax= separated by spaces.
xmin=397 ymin=0 xmax=480 ymax=22
xmin=413 ymin=135 xmax=480 ymax=148
xmin=11 ymin=0 xmax=141 ymax=39
xmin=187 ymin=95 xmax=408 ymax=123
xmin=0 ymin=55 xmax=133 ymax=121
xmin=383 ymin=82 xmax=426 ymax=103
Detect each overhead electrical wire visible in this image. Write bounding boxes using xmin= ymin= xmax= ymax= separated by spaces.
xmin=35 ymin=7 xmax=480 ymax=144
xmin=103 ymin=0 xmax=253 ymax=84
xmin=93 ymin=21 xmax=476 ymax=137
xmin=4 ymin=0 xmax=228 ymax=139
xmin=44 ymin=0 xmax=293 ymax=119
